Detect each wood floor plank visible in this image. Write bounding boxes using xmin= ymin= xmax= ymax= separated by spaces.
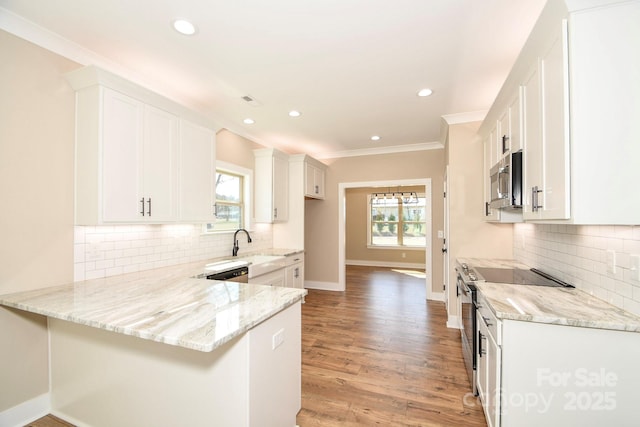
xmin=297 ymin=265 xmax=487 ymax=427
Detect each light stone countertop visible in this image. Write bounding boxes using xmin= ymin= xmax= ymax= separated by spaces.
xmin=0 ymin=252 xmax=307 ymax=352
xmin=458 ymin=258 xmax=640 ymax=333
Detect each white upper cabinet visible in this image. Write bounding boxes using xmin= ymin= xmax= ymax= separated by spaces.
xmin=522 ymin=24 xmax=571 ymax=221
xmin=254 ymin=148 xmax=289 ymax=223
xmin=66 ymin=66 xmax=216 ymax=225
xmin=178 ymin=120 xmax=215 ymax=222
xmin=567 ymin=1 xmax=640 ymax=224
xmin=304 ymin=158 xmax=326 ymax=200
xmin=142 ymin=104 xmax=179 ymax=221
xmin=498 ymin=91 xmax=522 ymax=156
xmin=483 ymin=135 xmax=500 ymax=221
xmin=480 ymin=0 xmax=639 ymax=224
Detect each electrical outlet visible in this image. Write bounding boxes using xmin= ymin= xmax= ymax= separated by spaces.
xmin=272 ymin=328 xmax=284 ymax=350
xmin=402 ymin=252 xmax=406 ymax=258
xmin=631 ymin=254 xmax=640 ymax=281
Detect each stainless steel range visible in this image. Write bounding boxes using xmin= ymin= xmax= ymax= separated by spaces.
xmin=456 ymin=261 xmax=573 ymax=395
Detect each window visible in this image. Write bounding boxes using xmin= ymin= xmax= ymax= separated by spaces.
xmin=368 ymin=194 xmax=426 ymax=247
xmin=205 ymin=161 xmax=252 ymax=233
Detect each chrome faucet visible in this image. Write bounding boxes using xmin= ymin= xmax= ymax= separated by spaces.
xmin=232 ymin=229 xmax=252 ymax=256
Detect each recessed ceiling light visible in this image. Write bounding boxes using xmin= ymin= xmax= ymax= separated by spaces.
xmin=371 ymin=135 xmax=381 ymax=141
xmin=288 ymin=110 xmax=302 ymax=118
xmin=417 ymin=88 xmax=433 ymax=97
xmin=172 ymin=19 xmax=197 ymax=36
xmin=243 ymin=118 xmax=255 ymax=125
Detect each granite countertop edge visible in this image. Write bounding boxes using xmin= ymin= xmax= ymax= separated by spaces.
xmin=460 ymin=258 xmax=640 ymax=333
xmin=0 ymin=249 xmax=308 ymax=352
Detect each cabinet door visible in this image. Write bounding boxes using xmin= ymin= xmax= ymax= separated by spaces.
xmin=178 ymin=121 xmax=215 ymax=222
xmin=523 ymin=26 xmax=570 ymax=221
xmin=305 ymin=164 xmax=325 ymax=199
xmin=102 ymin=89 xmax=144 ymax=222
xmin=477 ymin=314 xmax=501 ymax=427
xmin=539 ymin=26 xmax=570 ymax=220
xmin=498 ymin=109 xmax=510 ymax=157
xmin=477 ymin=314 xmax=488 ymax=405
xmin=483 ymin=137 xmax=500 ymax=221
xmin=486 ymin=330 xmax=501 ymax=427
xmin=286 ymin=263 xmax=304 ymax=289
xmin=522 ymin=65 xmax=542 ymax=221
xmin=509 ymin=91 xmax=522 ymax=153
xmin=143 ymin=105 xmax=178 ymax=221
xmin=272 ymin=155 xmax=289 ymax=221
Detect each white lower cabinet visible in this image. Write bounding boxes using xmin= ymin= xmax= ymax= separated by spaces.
xmin=284 ymin=253 xmax=304 ymax=289
xmin=477 ymin=294 xmax=501 ymax=427
xmin=477 ymin=291 xmax=640 ymax=426
xmin=249 ymin=268 xmax=285 ymax=287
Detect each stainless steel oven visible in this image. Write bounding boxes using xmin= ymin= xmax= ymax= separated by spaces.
xmin=457 ymin=269 xmax=477 ymax=395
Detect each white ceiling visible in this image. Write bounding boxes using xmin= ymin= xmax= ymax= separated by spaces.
xmin=0 ymin=0 xmax=547 ymax=158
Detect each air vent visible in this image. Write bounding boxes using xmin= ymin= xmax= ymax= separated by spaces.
xmin=241 ymin=95 xmax=262 ymax=107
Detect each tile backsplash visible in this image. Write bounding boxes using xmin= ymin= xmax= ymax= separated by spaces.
xmin=74 ymin=223 xmax=273 ymax=281
xmin=513 ymin=223 xmax=640 ymax=316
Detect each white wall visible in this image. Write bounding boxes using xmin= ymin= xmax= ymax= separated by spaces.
xmin=74 ymin=224 xmax=273 ymax=281
xmin=514 ymin=223 xmax=640 ymax=316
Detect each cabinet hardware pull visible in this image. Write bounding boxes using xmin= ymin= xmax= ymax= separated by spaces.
xmin=485 ymin=202 xmax=490 ymax=217
xmin=478 ymin=331 xmax=484 ymax=357
xmin=315 ymin=185 xmax=319 ymax=194
xmin=274 ymin=208 xmax=278 ymax=219
xmin=502 ymin=135 xmax=509 ymax=153
xmin=532 ymin=186 xmax=543 ymax=212
xmin=483 ymin=316 xmax=493 ymax=327
xmin=147 ymin=198 xmax=152 ymax=216
xmin=140 ymin=198 xmax=145 ymax=216
xmin=294 ymin=267 xmax=299 ymax=278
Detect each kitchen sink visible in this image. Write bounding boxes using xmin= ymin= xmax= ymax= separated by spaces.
xmin=236 ymin=254 xmax=286 ymax=278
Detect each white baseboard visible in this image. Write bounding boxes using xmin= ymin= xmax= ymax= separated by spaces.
xmin=427 ymin=291 xmax=445 ymax=302
xmin=447 ymin=315 xmax=461 ymax=329
xmin=304 ymin=280 xmax=342 ymax=291
xmin=0 ymin=393 xmax=50 ymax=427
xmin=346 ymin=259 xmax=426 ymax=269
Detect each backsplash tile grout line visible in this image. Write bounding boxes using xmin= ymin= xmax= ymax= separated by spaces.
xmin=514 ymin=223 xmax=640 ymax=316
xmin=74 ymin=223 xmax=273 ymax=282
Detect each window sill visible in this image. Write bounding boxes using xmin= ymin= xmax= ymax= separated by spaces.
xmin=366 ymin=245 xmax=425 ymax=251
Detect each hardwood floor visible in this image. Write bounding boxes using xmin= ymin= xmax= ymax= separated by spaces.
xmin=296 ymin=265 xmax=486 ymax=427
xmin=24 ymin=415 xmax=74 ymax=427
xmin=27 ymin=265 xmax=485 ymax=427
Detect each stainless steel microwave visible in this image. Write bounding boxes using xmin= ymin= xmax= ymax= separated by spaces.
xmin=489 ymin=151 xmax=522 ymax=210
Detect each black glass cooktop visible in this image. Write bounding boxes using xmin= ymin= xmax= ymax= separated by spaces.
xmin=474 ymin=267 xmax=573 ymax=288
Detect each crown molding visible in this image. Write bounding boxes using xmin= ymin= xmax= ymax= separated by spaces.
xmin=314 ymin=141 xmax=443 ymax=160
xmin=441 ymin=110 xmax=487 ymax=125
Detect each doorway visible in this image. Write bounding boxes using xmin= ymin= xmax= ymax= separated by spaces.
xmin=338 ymin=179 xmax=433 ymax=298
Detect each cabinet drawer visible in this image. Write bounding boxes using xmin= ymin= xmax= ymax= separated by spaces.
xmin=284 ymin=252 xmax=304 ymax=267
xmin=476 ymin=292 xmax=501 ymax=345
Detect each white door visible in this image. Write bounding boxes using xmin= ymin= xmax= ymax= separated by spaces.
xmin=443 ymin=166 xmax=449 ymax=307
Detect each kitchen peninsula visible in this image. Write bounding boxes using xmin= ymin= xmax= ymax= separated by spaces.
xmin=0 ymin=260 xmax=307 ymax=427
